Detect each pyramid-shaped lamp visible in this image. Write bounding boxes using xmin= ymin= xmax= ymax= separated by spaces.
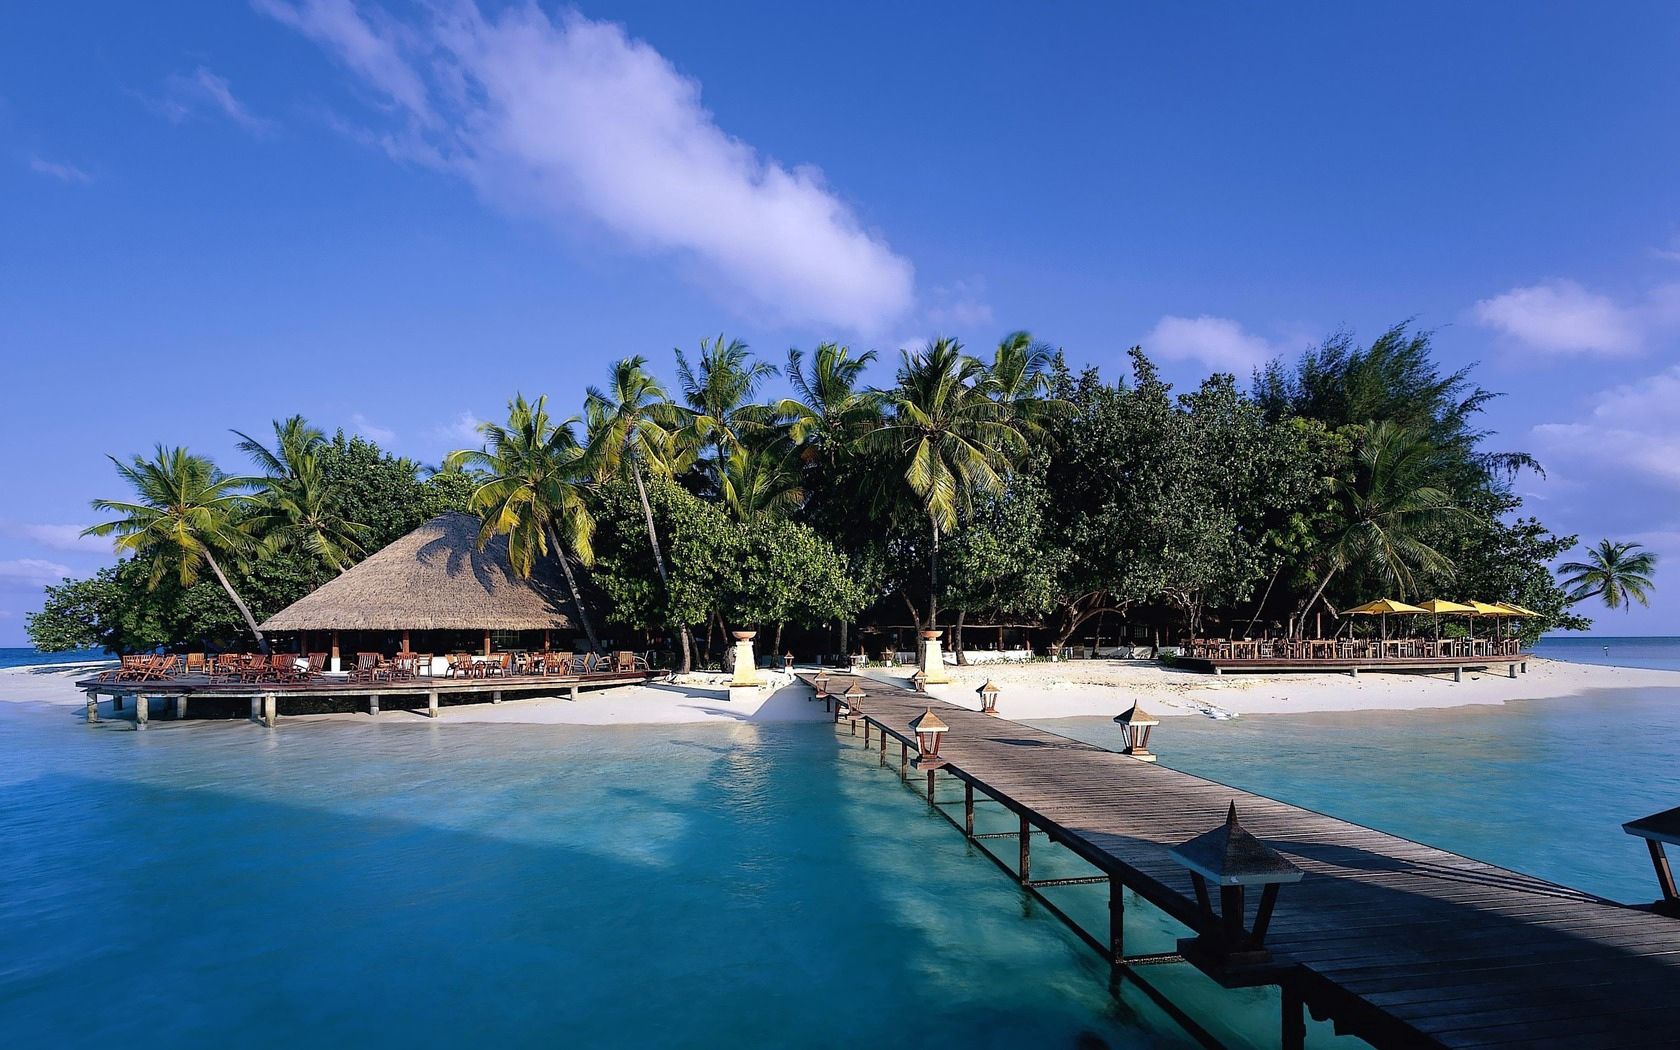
xmin=976 ymin=679 xmax=1001 ymax=716
xmin=1113 ymin=700 xmax=1161 ymax=761
xmin=909 ymin=707 xmax=949 ymax=770
xmin=1168 ymin=802 xmax=1303 ymax=967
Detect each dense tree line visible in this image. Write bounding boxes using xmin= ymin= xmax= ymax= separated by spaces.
xmin=33 ymin=323 xmax=1650 ymax=667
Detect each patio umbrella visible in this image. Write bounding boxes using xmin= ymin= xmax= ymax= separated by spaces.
xmin=1342 ymin=598 xmax=1428 ymax=642
xmin=1416 ymin=599 xmax=1475 ymax=641
xmin=1465 ymin=600 xmax=1510 ymax=650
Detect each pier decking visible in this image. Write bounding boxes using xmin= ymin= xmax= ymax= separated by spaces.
xmin=1179 ymin=654 xmax=1530 ymax=679
xmin=802 ymin=671 xmax=1680 ymax=1049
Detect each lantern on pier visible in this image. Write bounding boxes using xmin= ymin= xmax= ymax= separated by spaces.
xmin=813 ymin=672 xmax=830 ymax=700
xmin=976 ymin=679 xmax=1001 ymax=716
xmin=909 ymin=707 xmax=949 ymax=769
xmin=1113 ymin=700 xmax=1161 ymax=762
xmin=841 ymin=682 xmax=867 ymax=714
xmin=910 ymin=668 xmax=928 ymax=693
xmin=1168 ymin=802 xmax=1303 ymax=969
xmin=783 ymin=651 xmax=795 ymax=672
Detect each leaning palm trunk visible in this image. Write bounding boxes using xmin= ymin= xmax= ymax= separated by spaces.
xmin=205 ymin=550 xmax=269 ymax=654
xmin=632 ymin=462 xmax=693 ymax=672
xmin=546 ymin=527 xmax=601 ymax=653
xmin=953 ymin=610 xmax=967 ymax=665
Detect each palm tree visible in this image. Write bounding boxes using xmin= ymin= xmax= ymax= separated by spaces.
xmin=1301 ymin=421 xmax=1465 ymax=624
xmin=1560 ymin=540 xmax=1658 ymax=611
xmin=857 ymin=338 xmax=1027 ymax=629
xmin=673 ymin=334 xmax=777 ymax=492
xmin=83 ymin=445 xmax=270 ymax=652
xmin=982 ymin=330 xmax=1070 ymax=435
xmin=719 ymin=440 xmax=805 ymax=523
xmin=779 ymin=342 xmax=883 ymax=459
xmin=235 ymin=416 xmax=369 ymax=573
xmin=585 ymin=356 xmax=695 ymax=670
xmin=445 ymin=394 xmax=602 ymax=651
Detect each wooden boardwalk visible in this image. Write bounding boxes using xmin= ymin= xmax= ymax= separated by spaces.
xmin=1179 ymin=655 xmax=1529 ymax=679
xmin=801 ymin=671 xmax=1680 ymax=1049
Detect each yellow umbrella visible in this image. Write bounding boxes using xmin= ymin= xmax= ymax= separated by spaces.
xmin=1464 ymin=601 xmax=1507 ymax=616
xmin=1342 ymin=598 xmax=1427 ymax=642
xmin=1494 ymin=602 xmax=1539 ymax=617
xmin=1416 ymin=599 xmax=1475 ymax=642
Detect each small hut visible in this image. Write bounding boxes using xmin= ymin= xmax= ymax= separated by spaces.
xmin=260 ymin=512 xmax=578 ymax=669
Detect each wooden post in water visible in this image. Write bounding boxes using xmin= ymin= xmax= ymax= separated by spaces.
xmin=1108 ymin=875 xmax=1125 ymax=964
xmin=863 ymin=721 xmax=870 ymax=747
xmin=427 ymin=690 xmax=439 ymax=718
xmin=964 ymin=782 xmax=974 ymax=837
xmin=1282 ymin=983 xmax=1306 ymax=1050
xmin=926 ymin=767 xmax=936 ymax=803
xmin=133 ymin=694 xmax=147 ymax=729
xmin=262 ymin=694 xmax=277 ymax=728
xmin=1019 ymin=814 xmax=1031 ymax=883
xmin=879 ymin=733 xmax=887 ymax=767
xmin=900 ymin=741 xmax=908 ymax=781
xmin=84 ymin=690 xmax=98 ymax=723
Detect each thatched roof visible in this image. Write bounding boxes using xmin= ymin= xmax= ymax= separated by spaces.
xmin=260 ymin=512 xmax=577 ymax=631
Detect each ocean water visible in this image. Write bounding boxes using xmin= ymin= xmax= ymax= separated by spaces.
xmin=1533 ymin=634 xmax=1680 ymax=672
xmin=0 ymin=648 xmax=108 ymax=670
xmin=1 ymin=701 xmax=1323 ymax=1050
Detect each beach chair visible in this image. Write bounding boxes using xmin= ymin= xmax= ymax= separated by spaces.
xmin=306 ymin=652 xmax=327 ymax=676
xmin=390 ymin=654 xmax=417 ymax=682
xmin=350 ymin=652 xmax=380 ymax=683
xmin=184 ymin=652 xmax=205 ymax=677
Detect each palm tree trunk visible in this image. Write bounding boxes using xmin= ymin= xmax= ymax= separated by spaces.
xmin=546 ymin=527 xmax=601 ymax=652
xmin=928 ymin=514 xmax=940 ymax=631
xmin=953 ymin=609 xmax=967 ymax=665
xmin=632 ymin=462 xmax=692 ymax=672
xmin=204 ymin=550 xmax=269 ymax=654
xmin=1301 ymin=567 xmax=1339 ymax=638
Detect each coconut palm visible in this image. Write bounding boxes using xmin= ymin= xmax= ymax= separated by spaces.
xmin=1302 ymin=421 xmax=1465 ymax=620
xmin=585 ymin=356 xmax=695 ymax=670
xmin=857 ymin=338 xmax=1027 ymax=629
xmin=719 ymin=440 xmax=805 ymax=523
xmin=1560 ymin=540 xmax=1658 ymax=611
xmin=982 ymin=330 xmax=1071 ymax=435
xmin=778 ymin=343 xmax=883 ymax=456
xmin=673 ymin=334 xmax=777 ymax=492
xmin=235 ymin=416 xmax=369 ymax=573
xmin=445 ymin=394 xmax=603 ymax=651
xmin=83 ymin=445 xmax=270 ymax=652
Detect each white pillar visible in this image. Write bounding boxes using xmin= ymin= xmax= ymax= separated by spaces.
xmin=492 ymin=690 xmax=502 ymax=705
xmin=568 ymin=684 xmax=579 ymax=701
xmin=368 ymin=694 xmax=379 ymax=716
xmin=730 ymin=631 xmax=760 ymax=687
xmin=262 ymin=694 xmax=277 ymax=728
xmin=133 ymin=694 xmax=147 ymax=729
xmin=918 ymin=631 xmax=951 ymax=685
xmin=85 ymin=691 xmax=99 ymax=724
xmin=427 ymin=691 xmax=439 ymax=718
xmin=174 ymin=696 xmax=187 ymax=720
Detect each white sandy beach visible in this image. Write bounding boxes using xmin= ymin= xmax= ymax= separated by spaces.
xmin=6 ymin=655 xmax=1679 ymax=729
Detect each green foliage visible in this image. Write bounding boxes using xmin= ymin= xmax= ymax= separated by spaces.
xmin=1560 ymin=539 xmax=1659 ymax=612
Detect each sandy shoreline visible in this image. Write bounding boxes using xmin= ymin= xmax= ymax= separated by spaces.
xmin=5 ymin=655 xmax=1679 ymax=729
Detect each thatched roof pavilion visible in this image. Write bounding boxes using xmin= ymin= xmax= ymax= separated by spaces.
xmin=261 ymin=511 xmax=577 ymax=637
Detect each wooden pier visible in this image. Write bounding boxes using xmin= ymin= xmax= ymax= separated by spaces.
xmin=1179 ymin=654 xmax=1530 ymax=679
xmin=76 ymin=670 xmax=653 ymax=726
xmin=801 ymin=671 xmax=1680 ymax=1049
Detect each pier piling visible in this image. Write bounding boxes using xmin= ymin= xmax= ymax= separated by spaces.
xmin=84 ymin=690 xmax=98 ymax=723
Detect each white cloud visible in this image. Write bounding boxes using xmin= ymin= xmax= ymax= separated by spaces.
xmin=1473 ymin=279 xmax=1646 ymax=355
xmin=438 ymin=411 xmax=486 ymax=445
xmin=1144 ymin=315 xmax=1274 ymax=372
xmin=152 ymin=66 xmax=271 ymax=132
xmin=28 ymin=155 xmax=91 ymax=184
xmin=350 ymin=412 xmax=396 ymax=445
xmin=1532 ymin=365 xmax=1680 ymax=488
xmin=925 ymin=279 xmax=994 ymax=332
xmin=257 ymin=0 xmax=915 ymax=332
xmin=7 ymin=523 xmax=110 ymax=554
xmin=0 ymin=558 xmax=74 ymax=590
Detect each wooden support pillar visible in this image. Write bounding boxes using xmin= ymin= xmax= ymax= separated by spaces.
xmin=427 ymin=691 xmax=439 ymax=718
xmin=1108 ymin=875 xmax=1126 ymax=964
xmin=879 ymin=732 xmax=887 ymax=768
xmin=112 ymin=694 xmax=122 ymax=711
xmin=544 ymin=629 xmax=551 ymax=651
xmin=402 ymin=629 xmax=411 ymax=652
xmin=1018 ymin=814 xmax=1031 ymax=883
xmin=483 ymin=629 xmax=492 ymax=656
xmin=1282 ymin=983 xmax=1306 ymax=1050
xmin=133 ymin=694 xmax=147 ymax=729
xmin=1647 ymin=840 xmax=1680 ymax=903
xmin=261 ymin=694 xmax=276 ymax=728
xmin=964 ymin=781 xmax=974 ymax=838
xmin=926 ymin=767 xmax=936 ymax=803
xmin=368 ymin=693 xmax=379 ymax=716
xmin=250 ymin=696 xmax=261 ymax=723
xmin=174 ymin=696 xmax=187 ymax=720
xmin=84 ymin=691 xmax=99 ymax=723
xmin=1454 ymin=666 xmax=1463 ymax=683
xmin=863 ymin=721 xmax=871 ymax=746
xmin=1220 ymin=885 xmax=1245 ymax=946
xmin=900 ymin=741 xmax=908 ymax=781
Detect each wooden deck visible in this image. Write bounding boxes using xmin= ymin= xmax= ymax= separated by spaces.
xmin=801 ymin=671 xmax=1680 ymax=1049
xmin=1180 ymin=654 xmax=1530 ymax=678
xmin=75 ymin=670 xmax=654 ymax=724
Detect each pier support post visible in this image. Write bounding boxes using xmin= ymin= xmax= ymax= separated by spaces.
xmin=1454 ymin=667 xmax=1463 ymax=683
xmin=964 ymin=781 xmax=974 ymax=838
xmin=1349 ymin=666 xmax=1359 ymax=679
xmin=1282 ymin=983 xmax=1306 ymax=1050
xmin=250 ymin=696 xmax=261 ymax=723
xmin=174 ymin=696 xmax=187 ymax=720
xmin=1508 ymin=663 xmax=1518 ymax=679
xmin=133 ymin=694 xmax=147 ymax=729
xmin=261 ymin=694 xmax=276 ymax=728
xmin=863 ymin=721 xmax=870 ymax=746
xmin=1645 ymin=840 xmax=1679 ymax=904
xmin=368 ymin=694 xmax=379 ymax=716
xmin=569 ymin=684 xmax=579 ymax=702
xmin=84 ymin=691 xmax=99 ymax=724
xmin=427 ymin=691 xmax=439 ymax=718
xmin=926 ymin=768 xmax=936 ymax=803
xmin=879 ymin=733 xmax=887 ymax=768
xmin=900 ymin=742 xmax=908 ymax=781
xmin=492 ymin=690 xmax=502 ymax=705
xmin=1108 ymin=875 xmax=1126 ymax=964
xmin=1019 ymin=815 xmax=1032 ymax=883
xmin=112 ymin=694 xmax=122 ymax=711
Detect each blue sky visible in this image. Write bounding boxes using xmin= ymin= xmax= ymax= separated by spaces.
xmin=4 ymin=2 xmax=1680 ymax=644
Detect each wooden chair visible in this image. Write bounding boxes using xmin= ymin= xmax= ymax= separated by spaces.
xmin=184 ymin=652 xmax=206 ymax=677
xmin=350 ymin=652 xmax=380 ymax=683
xmin=411 ymin=653 xmax=433 ymax=678
xmin=390 ymin=654 xmax=417 ymax=682
xmin=306 ymin=652 xmax=327 ymax=675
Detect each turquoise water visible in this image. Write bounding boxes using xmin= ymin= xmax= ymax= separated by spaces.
xmin=1534 ymin=635 xmax=1680 ymax=672
xmin=1044 ymin=686 xmax=1680 ymax=905
xmin=1 ymin=700 xmax=1322 ymax=1050
xmin=0 ymin=648 xmax=107 ymax=669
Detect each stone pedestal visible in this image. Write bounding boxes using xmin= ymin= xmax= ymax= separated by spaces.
xmin=918 ymin=631 xmax=951 ymax=685
xmin=730 ymin=631 xmax=760 ymax=688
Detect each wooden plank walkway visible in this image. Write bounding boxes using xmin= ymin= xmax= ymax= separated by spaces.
xmin=802 ymin=671 xmax=1680 ymax=1049
xmin=1180 ymin=655 xmax=1528 ymax=678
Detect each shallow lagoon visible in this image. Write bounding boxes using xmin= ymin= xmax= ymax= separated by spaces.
xmin=5 ymin=681 xmax=1678 ymax=1048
